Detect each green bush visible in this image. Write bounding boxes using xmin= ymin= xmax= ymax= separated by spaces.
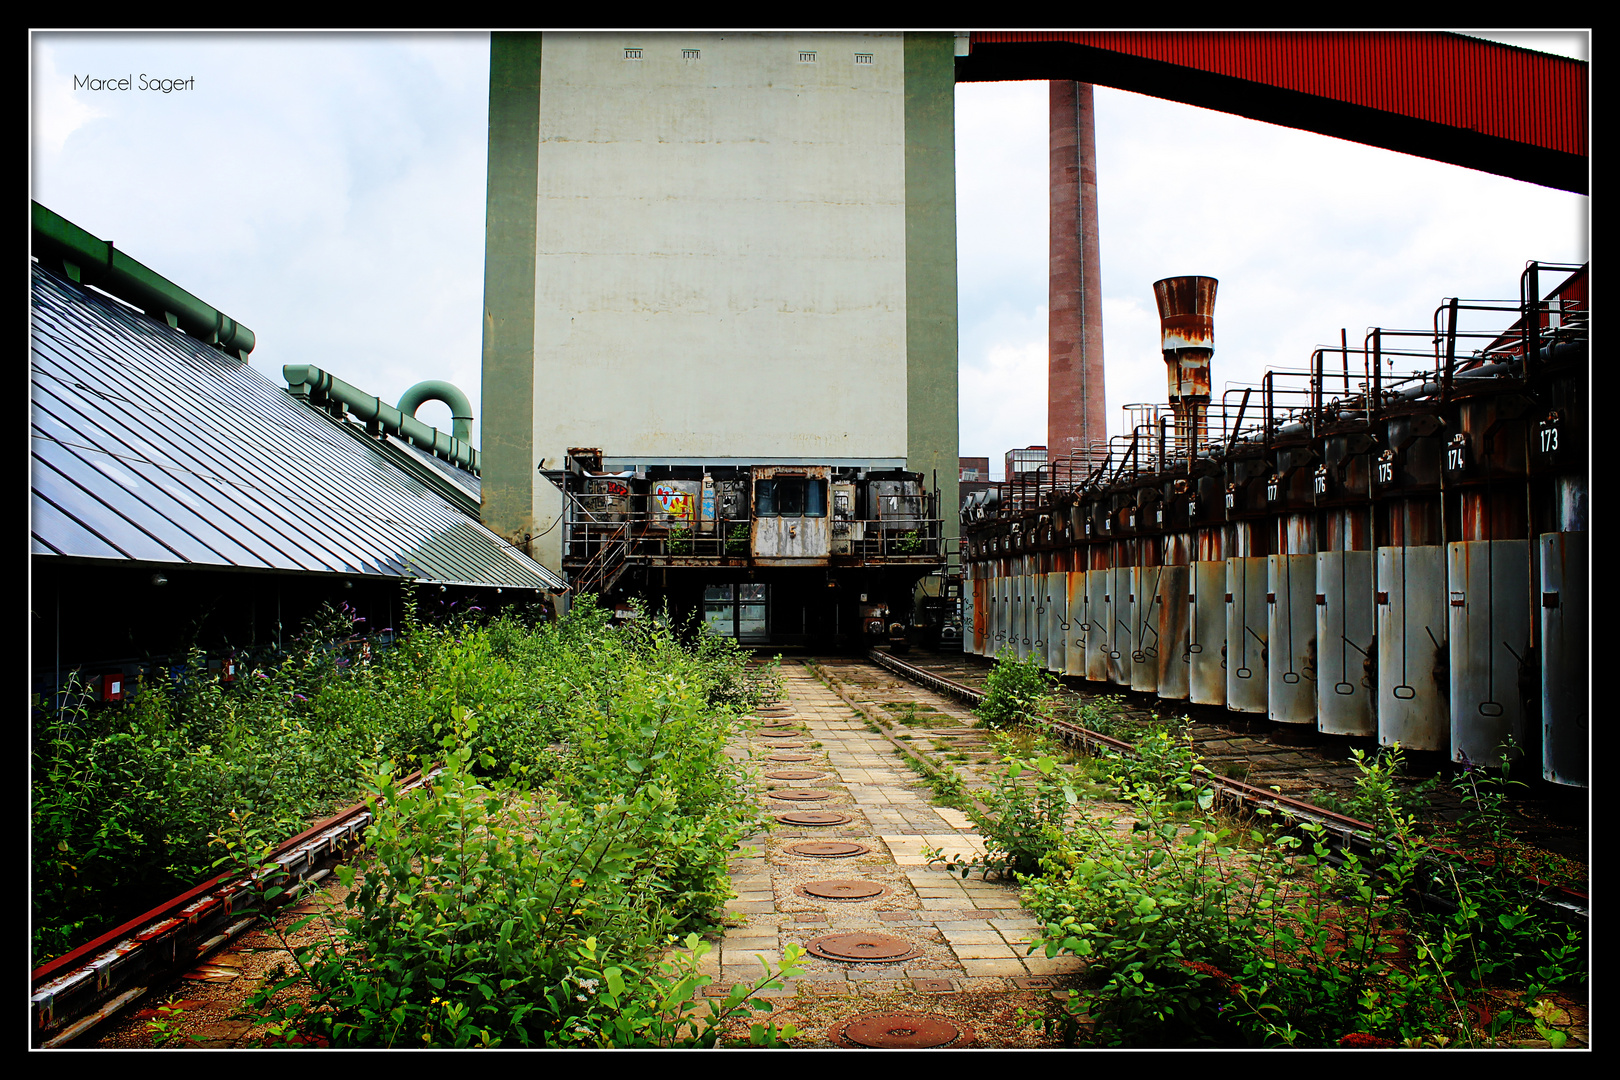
xmin=1021 ymin=733 xmax=1586 ymax=1047
xmin=976 ymin=649 xmax=1057 ymax=728
xmin=931 ymin=749 xmax=1076 ymax=880
xmin=29 ymin=594 xmax=770 ymax=970
xmin=229 ymin=711 xmax=794 ymax=1047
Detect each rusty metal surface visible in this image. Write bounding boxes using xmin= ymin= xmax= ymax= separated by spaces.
xmin=768 ymin=789 xmax=834 ymax=802
xmin=1189 ymin=560 xmax=1227 ymax=706
xmin=1458 ymin=490 xmax=1528 ymax=543
xmin=1195 ymin=525 xmax=1226 ymax=562
xmin=832 ymin=1011 xmax=969 ymax=1048
xmin=1376 ymin=545 xmax=1449 ymax=751
xmin=1045 ymin=570 xmax=1066 ymax=673
xmin=803 ymin=932 xmax=920 ymax=963
xmin=1155 ymin=564 xmax=1190 ymax=700
xmin=1323 ymin=507 xmax=1374 ymax=552
xmin=785 ymin=841 xmax=871 ymax=858
xmin=1384 ymin=497 xmax=1443 ymax=547
xmin=775 ymin=811 xmax=853 ymax=826
xmin=1226 ymin=556 xmax=1268 ymax=714
xmin=1316 ymin=550 xmax=1376 ymax=737
xmin=1064 ymin=570 xmax=1087 ymax=676
xmin=1540 ymin=531 xmax=1588 ymax=786
xmin=768 ymin=752 xmax=815 ymax=762
xmin=1153 ymin=276 xmax=1218 ymax=350
xmin=1447 ymin=540 xmax=1532 ymax=766
xmin=795 ymin=880 xmax=890 ymax=902
xmin=766 ymin=770 xmax=824 ymax=780
xmin=1267 ymin=554 xmax=1317 ymax=725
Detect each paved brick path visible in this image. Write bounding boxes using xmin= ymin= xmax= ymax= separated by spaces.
xmin=708 ymin=663 xmax=1084 ymax=1032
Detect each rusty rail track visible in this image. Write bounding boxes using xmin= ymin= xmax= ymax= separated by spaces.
xmin=864 ymin=648 xmax=1588 ymax=925
xmin=30 ymin=768 xmax=438 ymax=1049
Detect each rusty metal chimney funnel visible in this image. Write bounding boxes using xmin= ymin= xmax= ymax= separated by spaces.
xmin=1152 ymin=276 xmax=1217 ymax=455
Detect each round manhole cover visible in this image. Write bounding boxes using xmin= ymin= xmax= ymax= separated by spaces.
xmin=833 ymin=1012 xmax=969 ymax=1049
xmin=765 ymin=770 xmax=823 ymax=780
xmin=805 ymin=932 xmax=919 ymax=963
xmin=775 ymin=811 xmax=853 ymax=826
xmin=759 ymin=731 xmax=804 ymax=739
xmin=768 ymin=752 xmax=813 ymax=761
xmin=768 ymin=788 xmax=833 ymax=801
xmin=785 ymin=841 xmax=870 ymax=858
xmin=759 ymin=719 xmax=797 ymax=728
xmin=797 ymin=879 xmax=889 ymax=901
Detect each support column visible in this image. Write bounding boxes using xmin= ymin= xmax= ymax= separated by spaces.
xmin=1049 ymin=80 xmax=1107 ymax=474
xmin=481 ymin=32 xmax=542 ymax=550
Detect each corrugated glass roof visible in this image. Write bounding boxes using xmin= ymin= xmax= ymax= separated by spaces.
xmin=30 ymin=263 xmax=565 ymax=592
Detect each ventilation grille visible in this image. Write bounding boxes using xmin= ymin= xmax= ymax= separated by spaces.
xmin=854 ymin=53 xmax=873 ymax=64
xmin=799 ymin=51 xmax=816 ymax=63
xmin=623 ymin=48 xmax=642 ymax=60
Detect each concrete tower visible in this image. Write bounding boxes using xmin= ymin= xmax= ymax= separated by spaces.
xmin=479 ymin=32 xmax=959 ymax=575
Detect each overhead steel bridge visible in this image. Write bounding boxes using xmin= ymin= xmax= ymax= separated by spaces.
xmin=958 ymin=31 xmax=1586 ymax=194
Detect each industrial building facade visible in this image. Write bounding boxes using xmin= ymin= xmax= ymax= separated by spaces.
xmin=480 ymin=32 xmax=960 ymax=642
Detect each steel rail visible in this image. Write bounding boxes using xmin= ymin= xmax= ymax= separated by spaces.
xmin=865 ymin=648 xmax=1588 ymax=923
xmin=30 ymin=767 xmax=440 ymax=1048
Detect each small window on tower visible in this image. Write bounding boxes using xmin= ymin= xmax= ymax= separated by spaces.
xmin=854 ymin=53 xmax=873 ymax=65
xmin=799 ymin=51 xmax=816 ymax=63
xmin=623 ymin=48 xmax=642 ymax=60
xmin=683 ymin=48 xmax=701 ymax=61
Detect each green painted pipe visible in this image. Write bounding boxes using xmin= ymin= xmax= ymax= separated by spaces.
xmin=284 ymin=364 xmax=479 ymax=474
xmin=30 ymin=201 xmax=255 ymax=358
xmin=398 ymin=381 xmax=474 ymax=443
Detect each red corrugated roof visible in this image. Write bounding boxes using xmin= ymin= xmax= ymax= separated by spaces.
xmin=971 ymin=31 xmax=1585 ymax=158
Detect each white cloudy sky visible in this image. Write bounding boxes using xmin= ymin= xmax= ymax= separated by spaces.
xmin=31 ymin=31 xmax=1588 ymax=480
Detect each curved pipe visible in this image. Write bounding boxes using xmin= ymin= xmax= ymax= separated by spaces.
xmin=284 ymin=364 xmax=479 ymax=474
xmin=398 ymin=381 xmax=474 ymax=443
xmin=31 ymin=201 xmax=255 ymax=357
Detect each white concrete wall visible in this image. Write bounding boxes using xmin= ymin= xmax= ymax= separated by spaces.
xmin=530 ymin=32 xmax=910 ymax=564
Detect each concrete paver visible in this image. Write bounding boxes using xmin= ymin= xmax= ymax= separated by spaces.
xmin=712 ymin=659 xmax=1078 ymax=1033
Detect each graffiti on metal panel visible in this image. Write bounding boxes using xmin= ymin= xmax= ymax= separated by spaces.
xmin=654 ymin=483 xmax=694 ymax=523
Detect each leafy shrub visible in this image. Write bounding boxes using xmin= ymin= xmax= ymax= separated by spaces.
xmin=227 ymin=712 xmax=793 ymax=1047
xmin=976 ymin=649 xmax=1057 ymax=728
xmin=30 ymin=594 xmax=766 ymax=968
xmin=932 ymin=750 xmax=1076 ymax=879
xmin=1022 ymin=732 xmax=1586 ymax=1048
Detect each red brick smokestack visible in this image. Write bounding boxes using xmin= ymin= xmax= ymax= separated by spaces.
xmin=1049 ymin=81 xmax=1107 ymax=480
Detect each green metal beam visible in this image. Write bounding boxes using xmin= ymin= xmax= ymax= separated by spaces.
xmin=480 ymin=32 xmax=543 ymax=545
xmin=904 ymin=34 xmax=961 ymax=543
xmin=31 ymin=201 xmax=255 ymax=360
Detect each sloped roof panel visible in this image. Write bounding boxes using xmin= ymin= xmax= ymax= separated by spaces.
xmin=30 ymin=263 xmax=565 ymax=593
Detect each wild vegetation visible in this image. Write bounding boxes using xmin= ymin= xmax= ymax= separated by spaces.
xmin=34 ymin=595 xmax=798 ymax=1047
xmin=943 ymin=651 xmax=1586 ymax=1047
